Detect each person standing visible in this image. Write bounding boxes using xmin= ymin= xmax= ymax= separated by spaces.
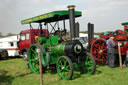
xmin=107 ymin=36 xmax=117 ymax=68
xmin=106 ymin=38 xmax=109 ymax=64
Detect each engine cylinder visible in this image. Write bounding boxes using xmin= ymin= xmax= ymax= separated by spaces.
xmin=51 ymin=40 xmax=83 ymax=56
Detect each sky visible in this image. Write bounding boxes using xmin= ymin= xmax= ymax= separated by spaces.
xmin=0 ymin=0 xmax=128 ymax=35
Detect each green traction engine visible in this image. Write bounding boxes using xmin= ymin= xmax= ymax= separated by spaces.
xmin=21 ymin=5 xmax=96 ymax=80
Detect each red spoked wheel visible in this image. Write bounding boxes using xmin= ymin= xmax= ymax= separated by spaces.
xmin=115 ymin=29 xmax=125 ymax=35
xmin=91 ymin=39 xmax=107 ymax=65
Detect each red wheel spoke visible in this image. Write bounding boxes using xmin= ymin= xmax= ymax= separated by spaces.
xmin=91 ymin=39 xmax=107 ymax=65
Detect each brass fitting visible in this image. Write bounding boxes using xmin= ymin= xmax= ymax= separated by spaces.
xmin=67 ymin=5 xmax=75 ymax=9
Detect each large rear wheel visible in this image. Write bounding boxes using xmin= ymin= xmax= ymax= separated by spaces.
xmin=28 ymin=44 xmax=46 ymax=74
xmin=84 ymin=52 xmax=96 ymax=74
xmin=91 ymin=39 xmax=107 ymax=65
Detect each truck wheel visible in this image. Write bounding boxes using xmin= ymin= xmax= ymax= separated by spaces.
xmin=0 ymin=54 xmax=1 ymax=60
xmin=5 ymin=52 xmax=8 ymax=60
xmin=23 ymin=52 xmax=28 ymax=61
xmin=1 ymin=51 xmax=8 ymax=60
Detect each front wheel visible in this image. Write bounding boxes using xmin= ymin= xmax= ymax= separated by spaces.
xmin=57 ymin=56 xmax=73 ymax=80
xmin=23 ymin=52 xmax=28 ymax=61
xmin=0 ymin=50 xmax=8 ymax=60
xmin=84 ymin=52 xmax=96 ymax=74
xmin=5 ymin=52 xmax=8 ymax=60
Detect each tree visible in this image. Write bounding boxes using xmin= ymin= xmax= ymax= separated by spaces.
xmin=0 ymin=32 xmax=3 ymax=38
xmin=6 ymin=33 xmax=16 ymax=37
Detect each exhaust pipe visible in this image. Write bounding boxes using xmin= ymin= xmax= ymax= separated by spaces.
xmin=88 ymin=22 xmax=94 ymax=50
xmin=75 ymin=22 xmax=80 ymax=38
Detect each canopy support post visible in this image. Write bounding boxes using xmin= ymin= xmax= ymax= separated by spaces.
xmin=39 ymin=23 xmax=43 ymax=36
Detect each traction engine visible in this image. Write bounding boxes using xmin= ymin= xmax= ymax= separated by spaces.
xmin=89 ymin=22 xmax=128 ymax=65
xmin=21 ymin=5 xmax=96 ymax=80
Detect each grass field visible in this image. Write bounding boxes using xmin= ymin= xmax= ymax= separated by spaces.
xmin=0 ymin=58 xmax=128 ymax=85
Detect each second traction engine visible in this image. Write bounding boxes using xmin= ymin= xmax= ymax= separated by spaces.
xmin=89 ymin=22 xmax=128 ymax=64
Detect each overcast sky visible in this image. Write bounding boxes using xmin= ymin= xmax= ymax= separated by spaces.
xmin=0 ymin=0 xmax=128 ymax=35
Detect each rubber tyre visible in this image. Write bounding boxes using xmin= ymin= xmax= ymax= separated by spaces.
xmin=5 ymin=52 xmax=8 ymax=60
xmin=0 ymin=54 xmax=1 ymax=60
xmin=23 ymin=52 xmax=28 ymax=61
xmin=2 ymin=51 xmax=8 ymax=60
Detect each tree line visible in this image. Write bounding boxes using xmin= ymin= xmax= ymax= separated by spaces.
xmin=0 ymin=32 xmax=16 ymax=38
xmin=80 ymin=31 xmax=103 ymax=35
xmin=0 ymin=31 xmax=103 ymax=38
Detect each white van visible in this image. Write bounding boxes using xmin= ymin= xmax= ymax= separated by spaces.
xmin=0 ymin=36 xmax=20 ymax=56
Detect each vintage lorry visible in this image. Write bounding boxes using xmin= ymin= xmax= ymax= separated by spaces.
xmin=18 ymin=29 xmax=49 ymax=60
xmin=0 ymin=36 xmax=19 ymax=57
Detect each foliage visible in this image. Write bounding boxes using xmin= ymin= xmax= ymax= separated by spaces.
xmin=0 ymin=58 xmax=128 ymax=85
xmin=6 ymin=33 xmax=16 ymax=37
xmin=80 ymin=31 xmax=88 ymax=34
xmin=0 ymin=32 xmax=16 ymax=38
xmin=0 ymin=32 xmax=4 ymax=38
xmin=80 ymin=31 xmax=103 ymax=35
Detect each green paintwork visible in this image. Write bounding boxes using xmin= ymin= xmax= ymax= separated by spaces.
xmin=51 ymin=43 xmax=65 ymax=55
xmin=28 ymin=35 xmax=66 ymax=69
xmin=41 ymin=51 xmax=50 ymax=67
xmin=49 ymin=53 xmax=59 ymax=64
xmin=36 ymin=36 xmax=64 ymax=65
xmin=122 ymin=22 xmax=128 ymax=25
xmin=38 ymin=36 xmax=58 ymax=46
xmin=37 ymin=36 xmax=58 ymax=49
xmin=50 ymin=36 xmax=58 ymax=45
xmin=38 ymin=37 xmax=47 ymax=44
xmin=21 ymin=10 xmax=82 ymax=24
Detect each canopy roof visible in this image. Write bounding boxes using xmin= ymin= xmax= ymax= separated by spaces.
xmin=21 ymin=10 xmax=82 ymax=25
xmin=122 ymin=22 xmax=128 ymax=25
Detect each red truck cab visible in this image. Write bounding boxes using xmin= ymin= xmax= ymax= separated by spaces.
xmin=18 ymin=29 xmax=49 ymax=60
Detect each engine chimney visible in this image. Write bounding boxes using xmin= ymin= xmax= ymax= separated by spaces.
xmin=75 ymin=22 xmax=80 ymax=38
xmin=88 ymin=22 xmax=94 ymax=50
xmin=67 ymin=5 xmax=76 ymax=40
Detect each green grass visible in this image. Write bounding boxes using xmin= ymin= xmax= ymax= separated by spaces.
xmin=0 ymin=58 xmax=128 ymax=85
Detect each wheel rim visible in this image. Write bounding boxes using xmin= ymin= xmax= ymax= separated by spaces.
xmin=29 ymin=46 xmax=40 ymax=74
xmin=91 ymin=39 xmax=107 ymax=64
xmin=84 ymin=55 xmax=95 ymax=74
xmin=57 ymin=57 xmax=72 ymax=80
